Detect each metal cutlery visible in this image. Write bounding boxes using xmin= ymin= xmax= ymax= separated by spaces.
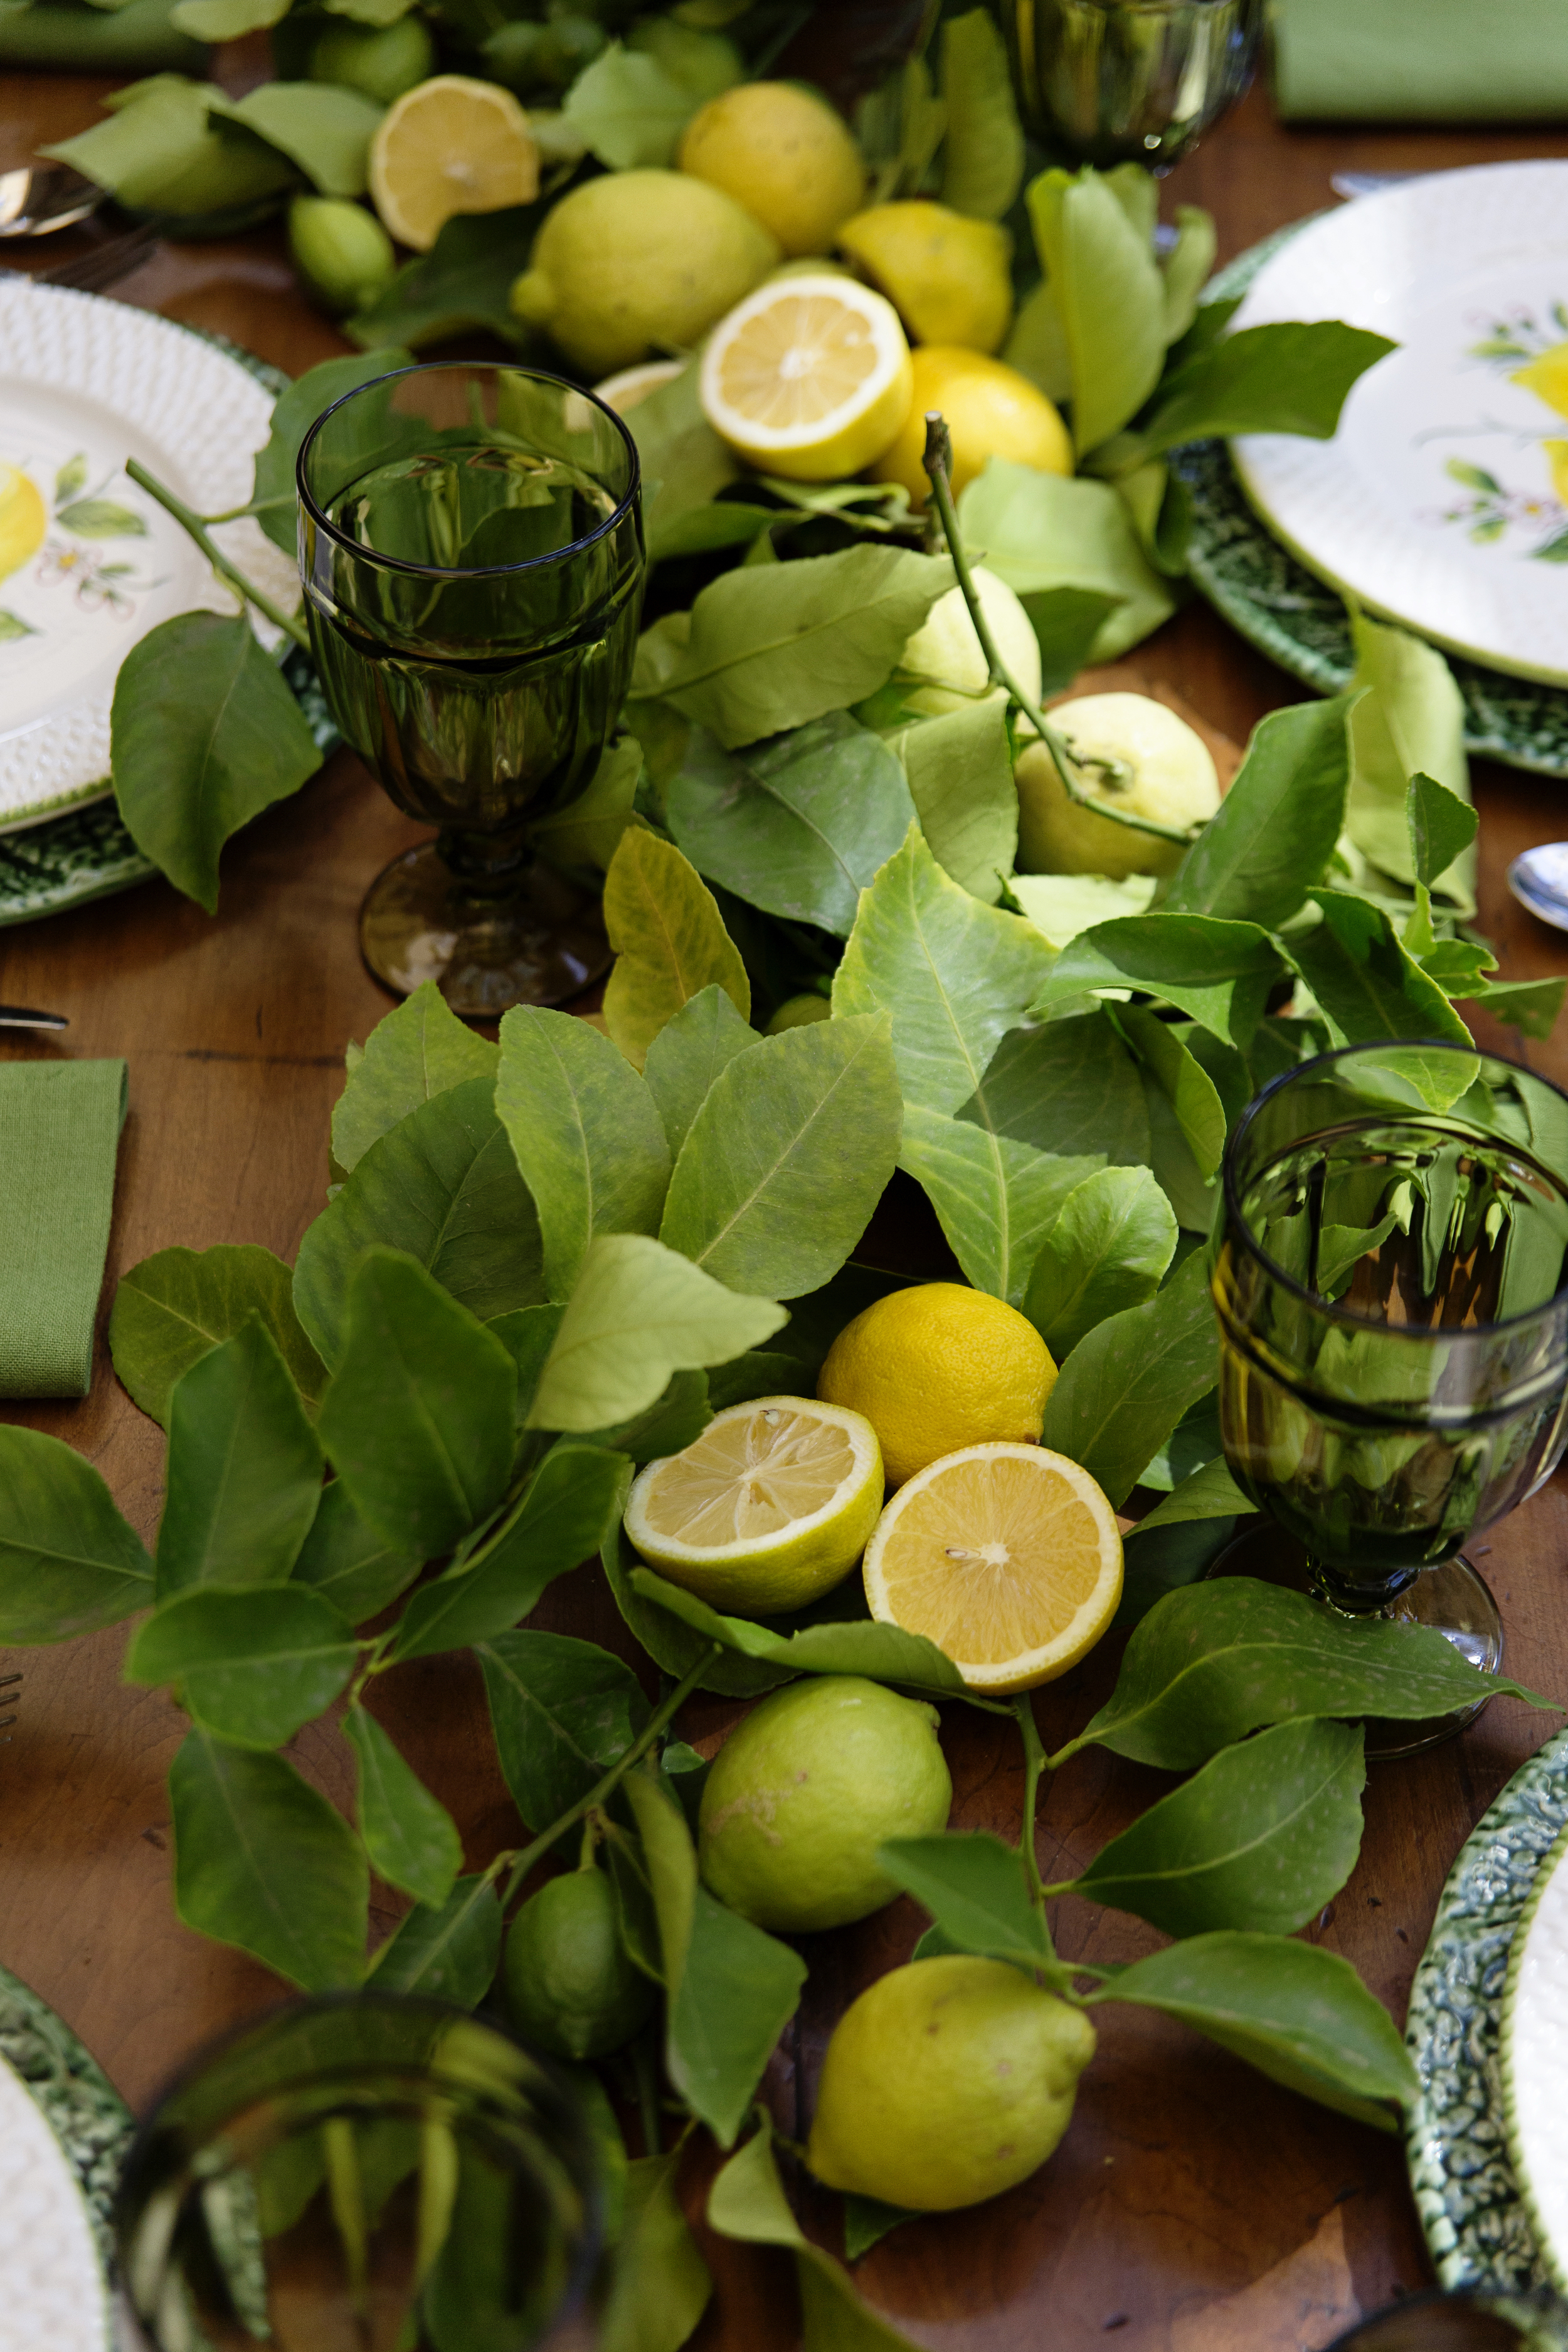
xmin=0 ymin=162 xmax=103 ymax=238
xmin=0 ymin=1007 xmax=68 ymax=1030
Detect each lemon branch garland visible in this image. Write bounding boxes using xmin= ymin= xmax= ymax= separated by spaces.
xmin=124 ymin=455 xmax=310 ymax=652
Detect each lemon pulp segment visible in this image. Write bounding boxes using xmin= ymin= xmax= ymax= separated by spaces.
xmin=699 ymin=274 xmax=912 ymax=480
xmin=864 ymin=1443 xmax=1121 ymax=1690
xmin=641 ymin=1404 xmax=859 ymax=1544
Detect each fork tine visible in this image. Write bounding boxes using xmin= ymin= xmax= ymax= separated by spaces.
xmin=38 ymin=223 xmax=160 ymax=294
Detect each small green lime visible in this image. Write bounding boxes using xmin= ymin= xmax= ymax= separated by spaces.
xmin=309 ymin=15 xmax=434 ymax=103
xmin=765 ymin=994 xmax=832 ymax=1034
xmin=504 ymin=1870 xmax=655 ymax=2063
xmin=697 ymin=1675 xmax=951 ymax=1932
xmin=808 ymin=1956 xmax=1096 ymax=2210
xmin=287 ymin=196 xmax=395 ymax=315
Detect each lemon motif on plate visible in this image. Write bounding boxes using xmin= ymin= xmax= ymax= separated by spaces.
xmin=0 ymin=464 xmax=46 ymax=586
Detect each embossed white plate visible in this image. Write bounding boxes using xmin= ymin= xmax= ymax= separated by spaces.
xmin=1230 ymin=161 xmax=1568 ymax=689
xmin=0 ymin=277 xmax=300 ymax=832
xmin=0 ymin=2047 xmax=110 ymax=2352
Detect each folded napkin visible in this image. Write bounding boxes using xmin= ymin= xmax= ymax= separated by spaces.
xmin=0 ymin=0 xmax=206 ymax=75
xmin=1270 ymin=0 xmax=1568 ymax=122
xmin=0 ymin=1060 xmax=126 ymax=1401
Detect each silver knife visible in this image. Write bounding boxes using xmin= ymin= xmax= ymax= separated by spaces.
xmin=0 ymin=1006 xmax=68 ymax=1029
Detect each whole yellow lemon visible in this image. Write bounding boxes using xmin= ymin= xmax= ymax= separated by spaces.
xmin=0 ymin=464 xmax=46 ymax=586
xmin=871 ymin=346 xmax=1072 ymax=509
xmin=1015 ymin=692 xmax=1221 ymax=880
xmin=818 ymin=1281 xmax=1056 ymax=1490
xmin=678 ymin=82 xmax=866 ymax=259
xmin=839 ymin=199 xmax=1013 ymax=353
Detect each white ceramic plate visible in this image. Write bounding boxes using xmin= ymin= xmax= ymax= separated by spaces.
xmin=0 ymin=277 xmax=300 ymax=832
xmin=1230 ymin=161 xmax=1568 ymax=689
xmin=0 ymin=2048 xmax=111 ymax=2352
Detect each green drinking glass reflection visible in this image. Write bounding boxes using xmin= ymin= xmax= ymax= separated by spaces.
xmin=114 ymin=1994 xmax=605 ymax=2350
xmin=297 ymin=364 xmax=645 ymax=1016
xmin=1000 ymin=0 xmax=1261 ymax=171
xmin=1212 ymin=1042 xmax=1568 ymax=1736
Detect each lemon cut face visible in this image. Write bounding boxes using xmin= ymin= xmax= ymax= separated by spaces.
xmin=624 ymin=1396 xmax=884 ymax=1616
xmin=863 ymin=1442 xmax=1122 ymax=1692
xmin=369 ymin=75 xmax=539 ymax=253
xmin=699 ymin=274 xmax=913 ymax=481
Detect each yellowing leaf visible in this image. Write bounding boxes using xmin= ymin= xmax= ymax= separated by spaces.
xmin=601 ymin=830 xmax=750 ymax=1071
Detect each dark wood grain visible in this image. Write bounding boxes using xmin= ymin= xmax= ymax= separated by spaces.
xmin=4 ymin=61 xmax=1568 ymax=2349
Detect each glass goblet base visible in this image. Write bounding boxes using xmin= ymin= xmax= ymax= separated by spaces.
xmin=361 ymin=839 xmax=612 ymax=1017
xmin=1204 ymin=1522 xmax=1503 ymax=1759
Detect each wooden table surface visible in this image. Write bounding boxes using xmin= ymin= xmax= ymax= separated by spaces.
xmin=6 ymin=60 xmax=1568 ymax=2352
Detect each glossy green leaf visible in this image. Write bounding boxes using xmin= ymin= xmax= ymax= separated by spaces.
xmin=601 ymin=829 xmax=751 ymax=1071
xmin=667 ymin=714 xmax=917 ymax=940
xmin=1111 ymin=1005 xmax=1226 ymax=1181
xmin=1090 ymin=1932 xmax=1417 ymax=2132
xmin=530 ymin=1234 xmax=787 ymax=1434
xmin=627 ymin=362 xmax=739 ymax=541
xmin=294 ymin=1076 xmax=548 ymax=1369
xmin=367 ymin=1873 xmax=502 ymax=2009
xmin=249 ymin=347 xmax=414 ymax=554
xmin=317 ymin=1251 xmax=516 ymax=1556
xmin=1294 ymin=893 xmax=1473 ymax=1051
xmin=660 ymin=545 xmax=954 ymax=750
xmin=290 ymin=1478 xmax=423 ymax=1626
xmin=1021 ymin=585 xmax=1127 ymax=691
xmin=660 ymin=1015 xmax=902 ymax=1300
xmin=495 ymin=1007 xmax=672 ymax=1300
xmin=41 ymin=78 xmax=297 ymax=216
xmin=1346 ymin=611 xmax=1474 ymax=907
xmin=892 ymin=696 xmax=1017 ymax=904
xmin=1115 ymin=1512 xmax=1242 ymax=1631
xmin=529 ymin=735 xmax=642 ymax=876
xmin=156 ymin=1318 xmax=323 ymax=1599
xmin=843 ymin=2197 xmax=919 ymax=2264
xmin=938 ymin=5 xmax=1023 ymax=218
xmin=1024 ymin=1165 xmax=1177 ymax=1359
xmin=600 ymin=2151 xmax=713 ymax=2352
xmin=628 ymin=1775 xmax=805 ymax=2147
xmin=170 ymin=1728 xmax=367 ymax=1992
xmin=1131 ymin=320 xmax=1396 ymax=460
xmin=561 ymin=40 xmax=701 ymax=168
xmin=581 ymin=1372 xmax=711 ymax=1463
xmin=127 ymin=1585 xmax=354 ymax=1748
xmin=834 ymin=825 xmax=1055 ymax=1114
xmin=898 ymin=1104 xmax=1099 ymax=1306
xmin=1069 ymin=1574 xmax=1550 ymax=1771
xmin=479 ymin=1629 xmax=650 ymax=1833
xmin=331 ymin=981 xmax=497 ymax=1175
xmin=958 ymin=460 xmax=1174 ymax=663
xmin=877 ymin=1832 xmax=1054 ymax=1969
xmin=1002 ymin=278 xmax=1071 ymax=405
xmin=346 ymin=207 xmax=536 ymax=355
xmin=649 ymin=502 xmax=781 ymax=564
xmin=1009 ymin=871 xmax=1157 ymax=951
xmin=111 ymin=613 xmax=322 ymax=913
xmin=111 ymin=1242 xmax=327 ymax=1429
xmin=1032 ymin=914 xmax=1286 ymax=1051
xmin=1160 ymin=204 xmax=1217 ymax=345
xmin=1135 ymin=1456 xmax=1253 ymax=1530
xmin=1469 ymin=976 xmax=1568 ymax=1040
xmin=707 ymin=2119 xmax=916 ymax=2348
xmin=486 ymin=1305 xmax=566 ymax=1428
xmin=0 ymin=1426 xmax=152 ymax=1643
xmin=345 ymin=1705 xmax=462 ymax=1909
xmin=955 ymin=1012 xmax=1150 ymax=1165
xmin=1407 ymin=770 xmax=1478 ymax=896
xmin=604 ymin=1527 xmax=791 ymax=1700
xmin=628 ymin=1567 xmax=967 ymax=1693
xmin=642 ymin=985 xmax=760 ymax=1159
xmin=1069 ymin=1718 xmax=1365 ymax=1938
xmin=218 ymin=81 xmax=383 ymax=197
xmin=1164 ymin=697 xmax=1351 ymax=929
xmin=1027 ymin=165 xmax=1164 ymax=453
xmin=1039 ymin=1248 xmax=1217 ymax=1505
xmin=706 ymin=1353 xmax=802 ymax=1411
xmin=395 ymin=1444 xmax=631 ymax=1660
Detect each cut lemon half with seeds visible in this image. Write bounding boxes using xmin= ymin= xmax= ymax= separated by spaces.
xmin=369 ymin=75 xmax=539 ymax=253
xmin=863 ymin=1443 xmax=1122 ymax=1692
xmin=699 ymin=273 xmax=913 ymax=482
xmin=624 ymin=1396 xmax=884 ymax=1617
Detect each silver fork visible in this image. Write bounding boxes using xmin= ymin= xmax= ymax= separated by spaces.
xmin=0 ymin=1673 xmax=20 ymax=1742
xmin=34 ymin=221 xmax=161 ymax=296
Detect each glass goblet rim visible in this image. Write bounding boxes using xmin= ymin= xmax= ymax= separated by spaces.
xmin=1220 ymin=1034 xmax=1568 ymax=1347
xmin=295 ymin=359 xmax=642 ymax=585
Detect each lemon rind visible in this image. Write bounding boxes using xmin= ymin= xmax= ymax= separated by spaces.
xmin=862 ymin=1441 xmax=1123 ymax=1692
xmin=698 ymin=273 xmax=910 ymax=458
xmin=624 ymin=1396 xmax=884 ymax=1569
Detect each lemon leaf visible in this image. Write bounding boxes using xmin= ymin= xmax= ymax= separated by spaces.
xmin=366 ymin=1873 xmax=502 ymax=2008
xmin=1160 ymin=204 xmax=1217 ymax=346
xmin=1163 ymin=695 xmax=1353 ymax=930
xmin=959 ymin=460 xmax=1175 ymax=664
xmin=938 ymin=7 xmax=1023 ymax=221
xmin=1133 ymin=319 xmax=1397 ymax=462
xmin=1030 ymin=913 xmax=1288 ymax=1052
xmin=598 ymin=2151 xmax=713 ymax=2352
xmin=954 ymin=1012 xmax=1150 ymax=1167
xmin=1345 ymin=617 xmax=1470 ymax=900
xmin=1027 ymin=166 xmax=1165 ymax=455
xmin=395 ymin=1446 xmax=631 ymax=1659
xmin=331 ymin=979 xmax=497 ymax=1176
xmin=478 ymin=1629 xmax=650 ymax=1831
xmin=1291 ymin=893 xmax=1473 ymax=1052
xmin=1024 ymin=1165 xmax=1177 ymax=1360
xmin=345 ymin=206 xmax=537 ymax=354
xmin=628 ymin=1566 xmax=967 ymax=1695
xmin=898 ymin=1104 xmax=1099 ymax=1308
xmin=1039 ymin=1247 xmax=1217 ymax=1506
xmin=643 ymin=984 xmax=761 ymax=1160
xmin=602 ymin=829 xmax=750 ymax=1071
xmin=1109 ymin=1006 xmax=1226 ymax=1182
xmin=627 ymin=363 xmax=740 ymax=538
xmin=562 ymin=41 xmax=702 ymax=170
xmin=891 ymin=698 xmax=1017 ymax=904
xmin=603 ymin=1525 xmax=792 ymax=1698
xmin=215 ymin=82 xmax=384 ymax=199
xmin=877 ymin=1831 xmax=1054 ymax=1969
xmin=709 ymin=2119 xmax=918 ymax=2346
xmin=110 ymin=1242 xmax=327 ymax=1429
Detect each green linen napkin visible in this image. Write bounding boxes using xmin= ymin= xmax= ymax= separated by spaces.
xmin=0 ymin=0 xmax=205 ymax=77
xmin=1270 ymin=0 xmax=1568 ymax=122
xmin=0 ymin=1060 xmax=127 ymax=1401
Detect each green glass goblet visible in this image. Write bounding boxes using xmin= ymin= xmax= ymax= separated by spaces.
xmin=1000 ymin=0 xmax=1262 ymax=172
xmin=1211 ymin=1039 xmax=1568 ymax=1754
xmin=297 ymin=362 xmax=645 ymax=1017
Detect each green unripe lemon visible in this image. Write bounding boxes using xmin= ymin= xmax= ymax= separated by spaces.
xmin=503 ymin=1870 xmax=655 ymax=2062
xmin=309 ymin=16 xmax=435 ymax=103
xmin=765 ymin=993 xmax=831 ymax=1034
xmin=808 ymin=1956 xmax=1096 ymax=2210
xmin=287 ymin=196 xmax=396 ymax=315
xmin=697 ymin=1677 xmax=951 ymax=1933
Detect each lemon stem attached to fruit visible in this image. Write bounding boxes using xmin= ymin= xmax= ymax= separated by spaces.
xmin=919 ymin=412 xmax=1200 ymax=851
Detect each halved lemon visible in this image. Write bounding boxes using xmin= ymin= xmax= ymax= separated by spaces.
xmin=624 ymin=1396 xmax=884 ymax=1616
xmin=862 ymin=1443 xmax=1122 ymax=1692
xmin=368 ymin=75 xmax=539 ymax=254
xmin=698 ymin=273 xmax=913 ymax=482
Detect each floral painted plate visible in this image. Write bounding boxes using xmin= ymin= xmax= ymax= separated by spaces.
xmin=1225 ymin=161 xmax=1568 ymax=691
xmin=1177 ymin=216 xmax=1568 ymax=779
xmin=1405 ymin=1724 xmax=1568 ymax=2292
xmin=0 ymin=1957 xmax=134 ymax=2349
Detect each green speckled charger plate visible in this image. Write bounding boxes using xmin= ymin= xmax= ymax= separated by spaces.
xmin=0 ymin=1956 xmax=133 ymax=2270
xmin=1175 ymin=223 xmax=1568 ymax=780
xmin=0 ymin=330 xmax=337 ymax=930
xmin=1406 ymin=1724 xmax=1568 ymax=2290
